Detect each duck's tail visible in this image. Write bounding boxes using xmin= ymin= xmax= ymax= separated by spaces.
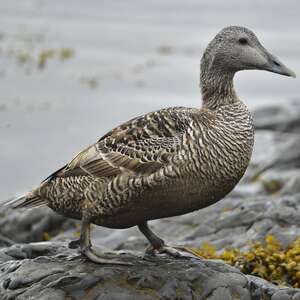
xmin=4 ymin=192 xmax=46 ymax=209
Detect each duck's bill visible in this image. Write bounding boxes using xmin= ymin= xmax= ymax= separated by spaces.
xmin=263 ymin=54 xmax=296 ymax=78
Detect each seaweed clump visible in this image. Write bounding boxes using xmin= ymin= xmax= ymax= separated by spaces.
xmin=191 ymin=235 xmax=300 ymax=288
xmin=38 ymin=48 xmax=74 ymax=70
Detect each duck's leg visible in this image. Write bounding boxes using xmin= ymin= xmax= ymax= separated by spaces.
xmin=80 ymin=218 xmax=131 ymax=265
xmin=138 ymin=222 xmax=192 ymax=258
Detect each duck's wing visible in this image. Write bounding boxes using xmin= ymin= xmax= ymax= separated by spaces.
xmin=48 ymin=108 xmax=191 ymax=180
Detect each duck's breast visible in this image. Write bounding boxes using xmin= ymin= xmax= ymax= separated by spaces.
xmin=189 ymin=101 xmax=254 ymax=205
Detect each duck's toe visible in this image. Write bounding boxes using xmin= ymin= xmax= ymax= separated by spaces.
xmin=145 ymin=245 xmax=199 ymax=259
xmin=81 ymin=245 xmax=133 ymax=265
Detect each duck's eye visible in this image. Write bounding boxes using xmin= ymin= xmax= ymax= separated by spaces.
xmin=239 ymin=38 xmax=248 ymax=45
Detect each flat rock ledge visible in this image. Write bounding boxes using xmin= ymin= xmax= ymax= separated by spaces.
xmin=0 ymin=242 xmax=299 ymax=300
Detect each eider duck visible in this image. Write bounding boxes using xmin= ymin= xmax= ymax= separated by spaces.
xmin=7 ymin=26 xmax=296 ymax=264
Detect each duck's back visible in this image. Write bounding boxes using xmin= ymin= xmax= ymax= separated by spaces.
xmin=32 ymin=107 xmax=194 ymax=221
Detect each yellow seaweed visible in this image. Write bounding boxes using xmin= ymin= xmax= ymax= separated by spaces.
xmin=191 ymin=235 xmax=300 ymax=288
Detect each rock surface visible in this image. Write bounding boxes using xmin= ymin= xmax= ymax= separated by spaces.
xmin=0 ymin=242 xmax=299 ymax=300
xmin=1 ymin=101 xmax=300 ymax=299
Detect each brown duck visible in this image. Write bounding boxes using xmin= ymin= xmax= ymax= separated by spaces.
xmin=7 ymin=26 xmax=295 ymax=264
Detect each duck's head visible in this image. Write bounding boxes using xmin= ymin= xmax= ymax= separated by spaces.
xmin=202 ymin=26 xmax=296 ymax=78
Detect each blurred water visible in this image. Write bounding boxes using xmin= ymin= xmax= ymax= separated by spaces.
xmin=0 ymin=0 xmax=299 ymax=199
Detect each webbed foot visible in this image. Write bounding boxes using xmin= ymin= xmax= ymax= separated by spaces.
xmin=145 ymin=245 xmax=198 ymax=259
xmin=138 ymin=222 xmax=199 ymax=259
xmin=79 ymin=218 xmax=132 ymax=265
xmin=81 ymin=245 xmax=132 ymax=265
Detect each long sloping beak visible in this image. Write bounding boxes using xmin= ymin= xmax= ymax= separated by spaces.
xmin=263 ymin=53 xmax=296 ymax=78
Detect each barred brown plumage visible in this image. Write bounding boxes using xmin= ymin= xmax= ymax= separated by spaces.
xmin=6 ymin=26 xmax=295 ymax=264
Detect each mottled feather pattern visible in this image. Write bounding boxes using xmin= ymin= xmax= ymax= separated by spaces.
xmin=58 ymin=108 xmax=189 ymax=178
xmin=28 ymin=102 xmax=254 ymax=228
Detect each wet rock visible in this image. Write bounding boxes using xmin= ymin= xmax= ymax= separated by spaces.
xmin=247 ymin=275 xmax=300 ymax=300
xmin=0 ymin=243 xmax=298 ymax=300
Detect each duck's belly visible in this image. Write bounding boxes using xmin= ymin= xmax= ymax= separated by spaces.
xmin=92 ymin=170 xmax=243 ymax=229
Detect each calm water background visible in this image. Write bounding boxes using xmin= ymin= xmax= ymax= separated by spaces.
xmin=1 ymin=0 xmax=300 ymax=199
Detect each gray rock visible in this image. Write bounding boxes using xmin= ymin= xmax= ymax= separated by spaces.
xmin=0 ymin=243 xmax=298 ymax=300
xmin=0 ymin=206 xmax=75 ymax=243
xmin=253 ymin=100 xmax=300 ymax=132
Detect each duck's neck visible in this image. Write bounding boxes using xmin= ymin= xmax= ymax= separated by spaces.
xmin=200 ymin=64 xmax=239 ymax=110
